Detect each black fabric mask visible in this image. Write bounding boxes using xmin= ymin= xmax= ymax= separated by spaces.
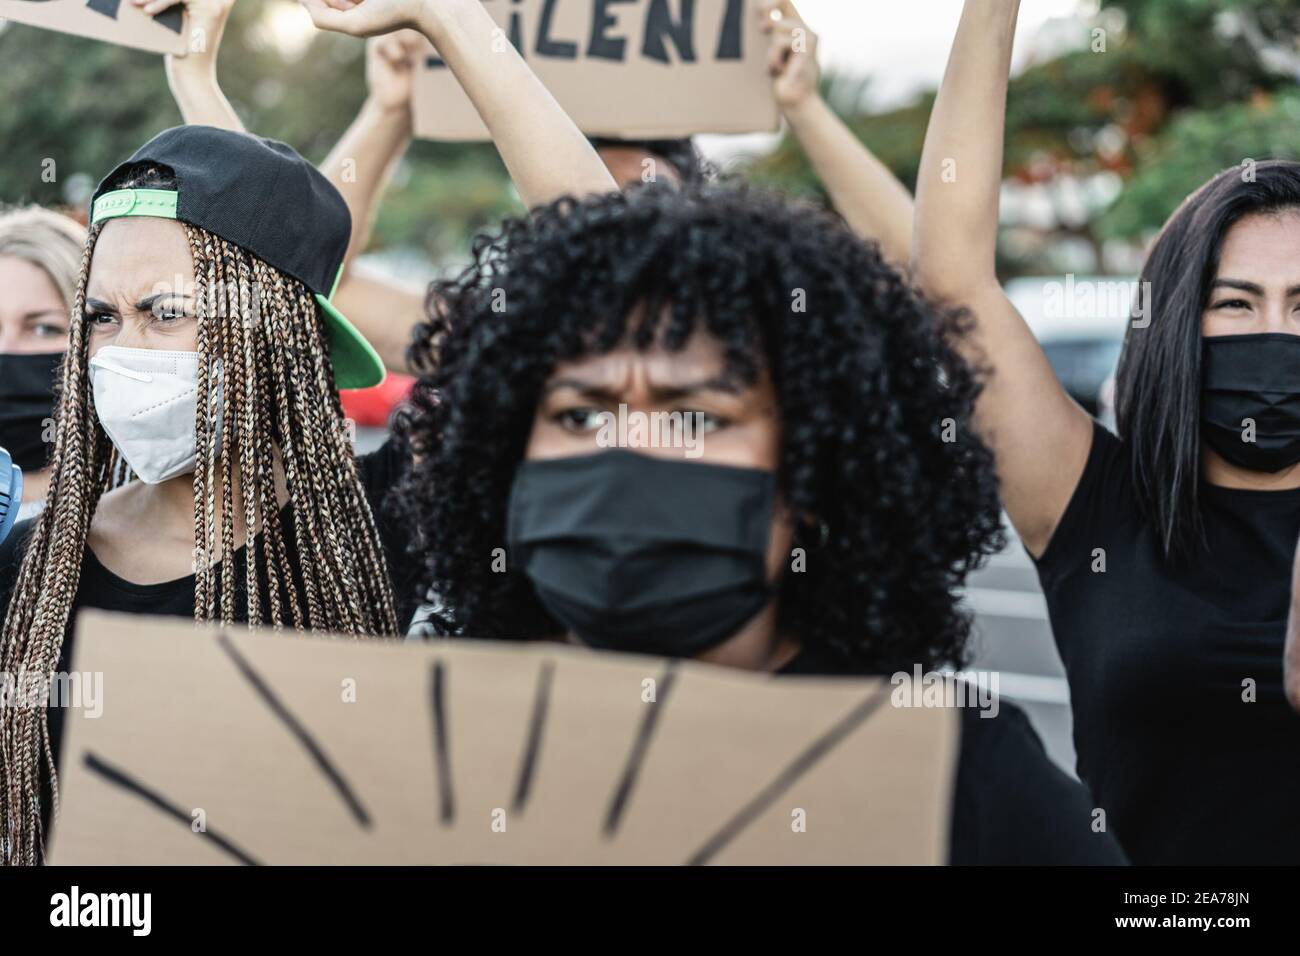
xmin=1201 ymin=334 xmax=1300 ymax=473
xmin=0 ymin=351 xmax=60 ymax=471
xmin=507 ymin=450 xmax=776 ymax=658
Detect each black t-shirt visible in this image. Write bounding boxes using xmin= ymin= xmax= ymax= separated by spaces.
xmin=1034 ymin=421 xmax=1300 ymax=865
xmin=780 ymin=648 xmax=1127 ymax=866
xmin=1 ymin=439 xmax=418 ymax=840
xmin=0 ymin=437 xmax=419 ymax=641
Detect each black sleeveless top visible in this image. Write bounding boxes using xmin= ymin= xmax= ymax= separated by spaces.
xmin=1035 ymin=421 xmax=1300 ymax=864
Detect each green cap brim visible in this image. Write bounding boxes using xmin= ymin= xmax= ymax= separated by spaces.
xmin=316 ymin=292 xmax=386 ymax=390
xmin=92 ymin=188 xmax=386 ymax=391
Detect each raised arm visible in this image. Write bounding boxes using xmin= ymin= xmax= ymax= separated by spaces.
xmin=319 ymin=30 xmax=427 ymax=374
xmin=300 ymin=0 xmax=617 ymax=207
xmin=759 ymin=0 xmax=912 ymax=267
xmin=321 ymin=31 xmax=422 ymax=267
xmin=137 ymin=0 xmax=244 ymax=131
xmin=912 ymin=0 xmax=1092 ymax=557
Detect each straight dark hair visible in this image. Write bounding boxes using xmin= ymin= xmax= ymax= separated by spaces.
xmin=1115 ymin=159 xmax=1300 ymax=560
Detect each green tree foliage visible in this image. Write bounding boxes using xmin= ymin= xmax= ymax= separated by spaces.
xmin=745 ymin=0 xmax=1300 ymax=273
xmin=5 ymin=1 xmax=1300 ymax=269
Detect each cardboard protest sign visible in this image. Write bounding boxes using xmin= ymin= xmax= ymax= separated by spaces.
xmin=412 ymin=0 xmax=779 ymax=141
xmin=49 ymin=612 xmax=959 ymax=865
xmin=0 ymin=0 xmax=187 ymax=55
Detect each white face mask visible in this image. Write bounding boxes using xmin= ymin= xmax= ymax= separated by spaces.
xmin=89 ymin=346 xmax=222 ymax=485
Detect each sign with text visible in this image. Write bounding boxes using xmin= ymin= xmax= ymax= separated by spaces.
xmin=0 ymin=0 xmax=187 ymax=55
xmin=412 ymin=0 xmax=779 ymax=141
xmin=49 ymin=612 xmax=958 ymax=865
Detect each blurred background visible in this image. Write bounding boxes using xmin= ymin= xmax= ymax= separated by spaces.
xmin=7 ymin=0 xmax=1300 ymax=276
xmin=4 ymin=0 xmax=1300 ymax=771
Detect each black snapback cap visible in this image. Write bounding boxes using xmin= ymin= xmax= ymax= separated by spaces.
xmin=90 ymin=125 xmax=384 ymax=390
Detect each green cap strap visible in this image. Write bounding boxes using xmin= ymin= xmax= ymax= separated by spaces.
xmin=91 ymin=188 xmax=179 ymax=225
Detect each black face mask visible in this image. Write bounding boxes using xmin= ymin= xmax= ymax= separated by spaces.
xmin=0 ymin=351 xmax=61 ymax=471
xmin=1201 ymin=334 xmax=1300 ymax=473
xmin=507 ymin=450 xmax=776 ymax=658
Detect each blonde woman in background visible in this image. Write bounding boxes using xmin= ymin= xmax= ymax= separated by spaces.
xmin=0 ymin=207 xmax=87 ymax=521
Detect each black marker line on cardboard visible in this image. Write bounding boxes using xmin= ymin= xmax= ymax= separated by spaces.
xmin=82 ymin=751 xmax=263 ymax=866
xmin=430 ymin=658 xmax=455 ymax=825
xmin=684 ymin=684 xmax=892 ymax=865
xmin=602 ymin=660 xmax=677 ymax=837
xmin=16 ymin=0 xmax=184 ymax=34
xmin=643 ymin=0 xmax=696 ymax=63
xmin=216 ymin=632 xmax=371 ymax=828
xmin=511 ymin=659 xmax=555 ymax=814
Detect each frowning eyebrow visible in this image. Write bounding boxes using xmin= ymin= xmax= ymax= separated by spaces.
xmin=542 ymin=374 xmax=746 ymax=401
xmin=1210 ymin=279 xmax=1300 ymax=297
xmin=83 ymin=292 xmax=194 ymax=316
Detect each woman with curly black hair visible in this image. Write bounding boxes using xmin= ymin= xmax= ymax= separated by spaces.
xmin=388 ymin=181 xmax=1125 ymax=865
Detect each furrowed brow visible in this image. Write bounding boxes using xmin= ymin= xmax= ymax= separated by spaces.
xmin=134 ymin=291 xmax=193 ymax=314
xmin=1210 ymin=279 xmax=1266 ymax=296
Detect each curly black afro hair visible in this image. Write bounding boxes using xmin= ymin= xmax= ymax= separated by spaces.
xmin=390 ymin=183 xmax=1005 ymax=673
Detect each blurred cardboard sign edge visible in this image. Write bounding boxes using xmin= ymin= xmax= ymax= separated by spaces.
xmin=0 ymin=0 xmax=188 ymax=56
xmin=49 ymin=610 xmax=959 ymax=865
xmin=411 ymin=0 xmax=779 ymax=142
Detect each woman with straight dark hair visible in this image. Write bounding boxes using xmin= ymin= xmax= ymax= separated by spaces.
xmin=914 ymin=0 xmax=1300 ymax=864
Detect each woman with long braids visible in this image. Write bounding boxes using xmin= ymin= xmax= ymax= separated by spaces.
xmin=0 ymin=138 xmax=403 ymax=865
xmin=913 ymin=0 xmax=1300 ymax=863
xmin=0 ymin=0 xmax=621 ymax=865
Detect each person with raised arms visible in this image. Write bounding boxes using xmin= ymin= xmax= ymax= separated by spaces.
xmin=913 ymin=0 xmax=1300 ymax=864
xmin=303 ymin=0 xmax=916 ymax=374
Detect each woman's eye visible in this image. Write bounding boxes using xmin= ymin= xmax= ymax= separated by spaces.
xmin=555 ymin=407 xmax=609 ymax=433
xmin=33 ymin=323 xmax=67 ymax=339
xmin=678 ymin=410 xmax=727 ymax=434
xmin=1212 ymin=299 xmax=1251 ymax=310
xmin=85 ymin=312 xmax=117 ymax=327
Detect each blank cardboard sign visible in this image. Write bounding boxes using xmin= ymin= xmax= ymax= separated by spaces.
xmin=48 ymin=612 xmax=959 ymax=865
xmin=412 ymin=0 xmax=779 ymax=141
xmin=0 ymin=0 xmax=187 ymax=54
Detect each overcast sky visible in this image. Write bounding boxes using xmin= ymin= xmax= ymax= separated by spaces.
xmin=797 ymin=0 xmax=1093 ymax=107
xmin=701 ymin=0 xmax=1097 ymax=160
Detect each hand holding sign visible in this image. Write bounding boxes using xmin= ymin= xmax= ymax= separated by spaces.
xmin=299 ymin=0 xmax=432 ymax=38
xmin=307 ymin=0 xmax=616 ymax=209
xmin=759 ymin=0 xmax=818 ymax=112
xmin=146 ymin=0 xmax=242 ymax=130
xmin=131 ymin=0 xmax=232 ymax=57
xmin=367 ymin=28 xmax=425 ymax=114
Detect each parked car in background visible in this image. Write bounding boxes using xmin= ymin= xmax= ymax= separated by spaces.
xmin=1004 ymin=275 xmax=1133 ymax=418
